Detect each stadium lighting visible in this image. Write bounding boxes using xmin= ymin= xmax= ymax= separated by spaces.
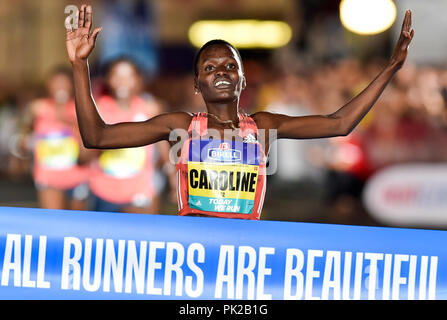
xmin=339 ymin=0 xmax=397 ymax=35
xmin=188 ymin=20 xmax=292 ymax=49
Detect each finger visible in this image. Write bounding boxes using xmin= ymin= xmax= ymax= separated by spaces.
xmin=401 ymin=30 xmax=414 ymax=50
xmin=401 ymin=10 xmax=410 ymax=32
xmin=85 ymin=5 xmax=92 ymax=30
xmin=400 ymin=11 xmax=406 ymax=31
xmin=89 ymin=27 xmax=102 ymax=46
xmin=78 ymin=4 xmax=86 ymax=28
xmin=64 ymin=16 xmax=74 ymax=33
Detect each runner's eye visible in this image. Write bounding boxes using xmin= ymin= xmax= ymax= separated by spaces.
xmin=204 ymin=65 xmax=214 ymax=71
xmin=227 ymin=63 xmax=236 ymax=70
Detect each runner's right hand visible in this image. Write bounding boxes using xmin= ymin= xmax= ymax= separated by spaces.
xmin=65 ymin=4 xmax=102 ymax=63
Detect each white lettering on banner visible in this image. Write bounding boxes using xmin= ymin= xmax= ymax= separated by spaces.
xmin=185 ymin=243 xmax=205 ymax=298
xmin=83 ymin=238 xmax=104 ymax=292
xmin=22 ymin=235 xmax=35 ymax=288
xmin=163 ymin=242 xmax=184 ymax=296
xmin=103 ymin=239 xmax=125 ymax=293
xmin=235 ymin=246 xmax=256 ymax=299
xmin=353 ymin=252 xmax=363 ymax=299
xmin=322 ymin=251 xmax=341 ymax=300
xmin=257 ymin=247 xmax=275 ymax=300
xmin=59 ymin=237 xmax=205 ymax=297
xmin=124 ymin=240 xmax=147 ymax=294
xmin=283 ymin=249 xmax=438 ymax=300
xmin=0 ymin=233 xmax=439 ymax=300
xmin=339 ymin=252 xmax=363 ymax=299
xmin=408 ymin=255 xmax=417 ymax=300
xmin=305 ymin=249 xmax=323 ymax=300
xmin=145 ymin=241 xmax=163 ymax=295
xmin=36 ymin=235 xmax=50 ymax=288
xmin=1 ymin=234 xmax=50 ymax=289
xmin=382 ymin=253 xmax=392 ymax=299
xmin=284 ymin=248 xmax=305 ymax=299
xmin=364 ymin=253 xmax=383 ymax=300
xmin=214 ymin=245 xmax=275 ymax=300
xmin=215 ymin=245 xmax=235 ymax=299
xmin=61 ymin=236 xmax=82 ymax=290
xmin=392 ymin=254 xmax=408 ymax=300
xmin=2 ymin=234 xmax=21 ymax=287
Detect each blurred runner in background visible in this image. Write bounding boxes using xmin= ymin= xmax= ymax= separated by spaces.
xmin=88 ymin=57 xmax=173 ymax=214
xmin=20 ymin=66 xmax=91 ymax=210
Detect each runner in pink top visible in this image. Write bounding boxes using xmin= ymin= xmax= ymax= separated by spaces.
xmin=23 ymin=67 xmax=90 ymax=210
xmin=176 ymin=112 xmax=267 ymax=219
xmin=88 ymin=58 xmax=169 ymax=214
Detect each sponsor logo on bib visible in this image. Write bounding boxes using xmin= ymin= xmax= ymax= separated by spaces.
xmin=208 ymin=148 xmax=241 ymax=162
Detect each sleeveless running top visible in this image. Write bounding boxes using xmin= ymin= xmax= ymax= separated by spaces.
xmin=89 ymin=95 xmax=160 ymax=205
xmin=177 ymin=112 xmax=267 ymax=220
xmin=32 ymin=98 xmax=89 ymax=189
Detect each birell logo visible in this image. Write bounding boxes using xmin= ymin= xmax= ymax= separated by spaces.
xmin=208 ymin=143 xmax=241 ymax=162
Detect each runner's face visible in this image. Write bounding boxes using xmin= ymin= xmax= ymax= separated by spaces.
xmin=195 ymin=44 xmax=245 ymax=103
xmin=47 ymin=74 xmax=73 ymax=104
xmin=107 ymin=61 xmax=140 ymax=100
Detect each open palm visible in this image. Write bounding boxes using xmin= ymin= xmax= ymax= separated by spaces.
xmin=65 ymin=5 xmax=101 ymax=63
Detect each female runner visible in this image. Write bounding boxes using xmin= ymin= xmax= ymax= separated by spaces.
xmin=87 ymin=57 xmax=170 ymax=214
xmin=22 ymin=66 xmax=91 ymax=210
xmin=66 ymin=5 xmax=414 ymax=219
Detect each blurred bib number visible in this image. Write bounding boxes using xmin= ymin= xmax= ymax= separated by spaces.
xmin=36 ymin=134 xmax=79 ymax=170
xmin=99 ymin=147 xmax=146 ymax=178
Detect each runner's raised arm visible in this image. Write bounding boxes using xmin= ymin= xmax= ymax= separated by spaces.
xmin=252 ymin=10 xmax=414 ymax=140
xmin=65 ymin=5 xmax=190 ymax=149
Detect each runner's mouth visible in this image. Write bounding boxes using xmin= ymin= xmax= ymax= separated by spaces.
xmin=213 ymin=78 xmax=232 ymax=89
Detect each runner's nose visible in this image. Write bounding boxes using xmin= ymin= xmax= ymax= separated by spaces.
xmin=215 ymin=65 xmax=228 ymax=77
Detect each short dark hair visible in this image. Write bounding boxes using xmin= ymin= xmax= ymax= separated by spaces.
xmin=193 ymin=39 xmax=243 ymax=77
xmin=47 ymin=65 xmax=73 ymax=80
xmin=102 ymin=56 xmax=144 ymax=78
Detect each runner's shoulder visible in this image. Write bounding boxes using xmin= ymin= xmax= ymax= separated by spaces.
xmin=156 ymin=111 xmax=193 ymax=131
xmin=250 ymin=111 xmax=283 ymax=130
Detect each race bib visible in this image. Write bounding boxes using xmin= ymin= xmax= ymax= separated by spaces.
xmin=99 ymin=147 xmax=146 ymax=179
xmin=35 ymin=132 xmax=79 ymax=170
xmin=187 ymin=140 xmax=260 ymax=214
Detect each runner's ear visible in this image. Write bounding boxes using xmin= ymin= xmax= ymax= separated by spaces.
xmin=241 ymin=76 xmax=246 ymax=90
xmin=193 ymin=77 xmax=200 ymax=94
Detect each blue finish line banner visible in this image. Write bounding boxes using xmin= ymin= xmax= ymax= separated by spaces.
xmin=0 ymin=206 xmax=445 ymax=300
